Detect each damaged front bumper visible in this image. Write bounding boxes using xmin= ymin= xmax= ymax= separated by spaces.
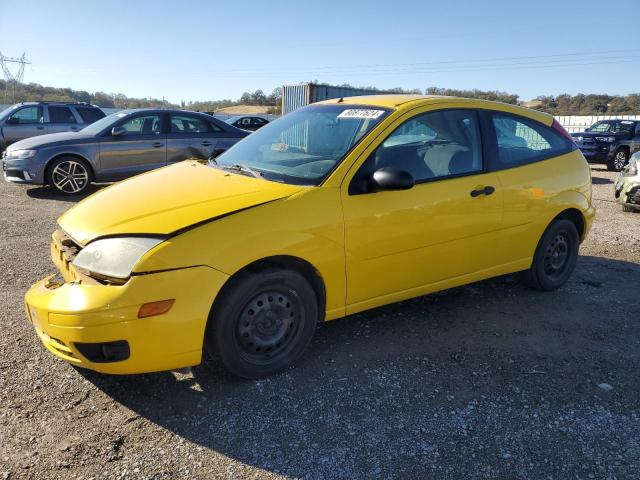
xmin=24 ymin=232 xmax=229 ymax=374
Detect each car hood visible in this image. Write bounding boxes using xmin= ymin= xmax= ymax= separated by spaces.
xmin=7 ymin=131 xmax=94 ymax=150
xmin=58 ymin=160 xmax=305 ymax=245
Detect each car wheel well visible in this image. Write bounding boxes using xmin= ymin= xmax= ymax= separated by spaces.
xmin=44 ymin=154 xmax=94 ymax=185
xmin=616 ymin=145 xmax=630 ymax=154
xmin=553 ymin=208 xmax=585 ymax=240
xmin=210 ymin=256 xmax=327 ymax=326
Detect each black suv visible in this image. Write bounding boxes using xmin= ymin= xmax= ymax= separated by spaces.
xmin=571 ymin=119 xmax=640 ymax=171
xmin=0 ymin=102 xmax=105 ymax=150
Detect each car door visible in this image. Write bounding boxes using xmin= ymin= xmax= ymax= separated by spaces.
xmin=2 ymin=105 xmax=46 ymax=144
xmin=98 ymin=112 xmax=166 ymax=180
xmin=341 ymin=108 xmax=504 ymax=311
xmin=47 ymin=105 xmax=81 ymax=134
xmin=485 ymin=110 xmax=582 ymax=264
xmin=166 ymin=113 xmax=221 ymax=163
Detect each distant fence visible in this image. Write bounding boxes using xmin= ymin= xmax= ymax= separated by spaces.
xmin=553 ymin=115 xmax=640 ymax=133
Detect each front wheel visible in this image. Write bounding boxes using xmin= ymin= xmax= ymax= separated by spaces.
xmin=206 ymin=269 xmax=318 ymax=379
xmin=608 ymin=149 xmax=629 ymax=172
xmin=47 ymin=157 xmax=92 ymax=195
xmin=519 ymin=219 xmax=580 ymax=291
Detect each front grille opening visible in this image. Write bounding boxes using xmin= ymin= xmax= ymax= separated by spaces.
xmin=75 ymin=341 xmax=130 ymax=363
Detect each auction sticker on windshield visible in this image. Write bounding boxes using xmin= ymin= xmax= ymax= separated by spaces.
xmin=337 ymin=109 xmax=385 ymax=119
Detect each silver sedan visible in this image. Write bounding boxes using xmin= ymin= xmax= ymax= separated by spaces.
xmin=2 ymin=109 xmax=249 ymax=194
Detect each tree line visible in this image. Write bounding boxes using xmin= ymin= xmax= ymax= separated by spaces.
xmin=2 ymin=79 xmax=639 ymax=115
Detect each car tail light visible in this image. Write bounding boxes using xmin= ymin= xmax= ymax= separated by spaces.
xmin=552 ymin=119 xmax=575 ymax=144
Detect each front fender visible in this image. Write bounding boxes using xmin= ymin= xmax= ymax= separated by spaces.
xmin=135 ymin=187 xmax=347 ymax=319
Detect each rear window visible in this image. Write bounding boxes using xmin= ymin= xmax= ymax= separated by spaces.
xmin=491 ymin=113 xmax=573 ymax=168
xmin=76 ymin=107 xmax=106 ymax=124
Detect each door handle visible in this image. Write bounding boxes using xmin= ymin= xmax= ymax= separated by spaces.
xmin=201 ymin=141 xmax=212 ymax=146
xmin=152 ymin=142 xmax=163 ymax=148
xmin=470 ymin=186 xmax=495 ymax=197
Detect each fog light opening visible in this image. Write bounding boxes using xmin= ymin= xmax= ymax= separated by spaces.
xmin=138 ymin=299 xmax=175 ymax=318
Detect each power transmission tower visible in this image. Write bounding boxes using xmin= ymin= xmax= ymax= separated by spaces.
xmin=0 ymin=52 xmax=31 ymax=103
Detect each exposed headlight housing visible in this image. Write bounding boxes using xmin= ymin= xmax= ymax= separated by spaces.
xmin=595 ymin=136 xmax=615 ymax=143
xmin=623 ymin=157 xmax=639 ymax=177
xmin=72 ymin=237 xmax=164 ymax=282
xmin=5 ymin=149 xmax=37 ymax=159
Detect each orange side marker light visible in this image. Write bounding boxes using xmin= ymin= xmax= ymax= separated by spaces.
xmin=138 ymin=299 xmax=175 ymax=318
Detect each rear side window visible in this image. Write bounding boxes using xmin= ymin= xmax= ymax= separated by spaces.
xmin=76 ymin=107 xmax=105 ymax=124
xmin=170 ymin=114 xmax=210 ymax=133
xmin=491 ymin=114 xmax=572 ymax=167
xmin=49 ymin=106 xmax=77 ymax=124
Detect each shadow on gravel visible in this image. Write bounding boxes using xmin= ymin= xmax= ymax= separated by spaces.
xmin=591 ymin=176 xmax=613 ymax=185
xmin=26 ymin=184 xmax=105 ymax=202
xmin=81 ymin=255 xmax=640 ymax=478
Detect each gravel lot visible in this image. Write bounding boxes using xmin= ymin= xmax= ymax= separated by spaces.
xmin=1 ymin=165 xmax=639 ymax=480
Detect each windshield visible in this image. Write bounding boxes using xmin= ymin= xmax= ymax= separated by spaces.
xmin=586 ymin=120 xmax=635 ymax=134
xmin=79 ymin=112 xmax=126 ymax=135
xmin=0 ymin=105 xmax=18 ymax=121
xmin=213 ymin=104 xmax=390 ymax=185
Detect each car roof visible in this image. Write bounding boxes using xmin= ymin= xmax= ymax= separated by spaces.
xmin=115 ymin=108 xmax=212 ymax=116
xmin=15 ymin=101 xmax=99 ymax=107
xmin=316 ymin=94 xmax=553 ymax=125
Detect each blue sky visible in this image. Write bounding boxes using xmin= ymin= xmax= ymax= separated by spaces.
xmin=1 ymin=0 xmax=639 ymax=103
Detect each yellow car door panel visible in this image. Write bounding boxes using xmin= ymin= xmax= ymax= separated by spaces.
xmin=341 ymin=108 xmax=505 ymax=308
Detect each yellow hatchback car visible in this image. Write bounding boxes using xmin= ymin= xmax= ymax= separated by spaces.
xmin=25 ymin=95 xmax=595 ymax=378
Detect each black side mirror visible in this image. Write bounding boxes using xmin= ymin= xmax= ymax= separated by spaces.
xmin=369 ymin=167 xmax=414 ymax=192
xmin=111 ymin=126 xmax=126 ymax=137
xmin=5 ymin=117 xmax=19 ymax=125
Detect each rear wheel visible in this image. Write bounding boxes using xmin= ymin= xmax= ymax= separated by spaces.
xmin=206 ymin=269 xmax=318 ymax=379
xmin=608 ymin=149 xmax=629 ymax=172
xmin=46 ymin=157 xmax=92 ymax=195
xmin=519 ymin=219 xmax=580 ymax=291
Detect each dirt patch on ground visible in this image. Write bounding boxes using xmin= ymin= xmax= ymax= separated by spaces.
xmin=215 ymin=105 xmax=273 ymax=115
xmin=0 ymin=166 xmax=639 ymax=479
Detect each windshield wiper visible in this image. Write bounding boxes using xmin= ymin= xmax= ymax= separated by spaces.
xmin=221 ymin=163 xmax=263 ymax=179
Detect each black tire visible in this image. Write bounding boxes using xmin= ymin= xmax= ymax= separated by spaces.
xmin=519 ymin=219 xmax=580 ymax=291
xmin=623 ymin=205 xmax=637 ymax=213
xmin=607 ymin=148 xmax=629 ymax=172
xmin=46 ymin=157 xmax=92 ymax=195
xmin=205 ymin=268 xmax=318 ymax=379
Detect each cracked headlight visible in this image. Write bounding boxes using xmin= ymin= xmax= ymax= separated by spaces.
xmin=5 ymin=149 xmax=37 ymax=159
xmin=73 ymin=237 xmax=164 ymax=281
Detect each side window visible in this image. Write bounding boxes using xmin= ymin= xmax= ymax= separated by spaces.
xmin=635 ymin=123 xmax=640 ymax=136
xmin=368 ymin=109 xmax=482 ymax=183
xmin=170 ymin=114 xmax=209 ymax=134
xmin=119 ymin=114 xmax=162 ymax=135
xmin=76 ymin=107 xmax=105 ymax=124
xmin=9 ymin=106 xmax=44 ymax=124
xmin=49 ymin=106 xmax=77 ymax=124
xmin=492 ymin=114 xmax=571 ymax=167
xmin=242 ymin=118 xmax=251 ymax=126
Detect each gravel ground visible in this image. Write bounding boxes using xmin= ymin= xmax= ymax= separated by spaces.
xmin=1 ymin=165 xmax=639 ymax=480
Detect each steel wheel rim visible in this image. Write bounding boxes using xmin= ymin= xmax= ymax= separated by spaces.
xmin=52 ymin=160 xmax=88 ymax=193
xmin=543 ymin=232 xmax=570 ymax=279
xmin=615 ymin=151 xmax=628 ymax=170
xmin=235 ymin=290 xmax=301 ymax=363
